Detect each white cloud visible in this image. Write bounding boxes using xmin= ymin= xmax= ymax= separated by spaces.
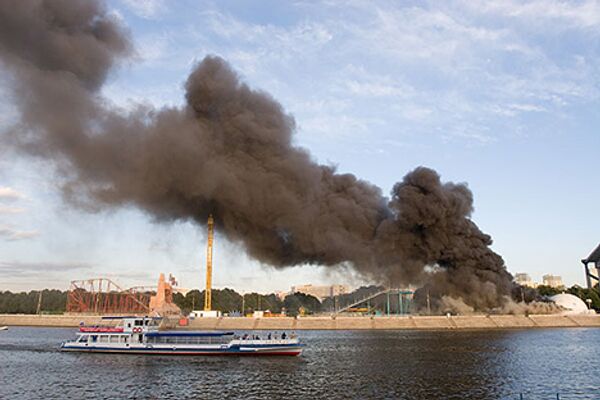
xmin=0 ymin=260 xmax=91 ymax=276
xmin=135 ymin=32 xmax=170 ymax=63
xmin=508 ymin=103 xmax=547 ymax=112
xmin=99 ymin=0 xmax=599 ymax=151
xmin=200 ymin=10 xmax=333 ymax=61
xmin=299 ymin=114 xmax=383 ymax=139
xmin=449 ymin=129 xmax=497 ymax=145
xmin=465 ymin=0 xmax=600 ymax=29
xmin=120 ymin=0 xmax=166 ymax=20
xmin=346 ymin=80 xmax=410 ymax=97
xmin=0 ymin=205 xmax=25 ymax=214
xmin=490 ymin=102 xmax=548 ymax=117
xmin=0 ymin=187 xmax=23 ymax=201
xmin=0 ymin=225 xmax=39 ymax=241
xmin=362 ymin=7 xmax=509 ymax=62
xmin=194 ymin=2 xmax=599 ymax=146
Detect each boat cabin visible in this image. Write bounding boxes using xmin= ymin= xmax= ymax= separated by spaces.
xmin=116 ymin=316 xmax=161 ymax=333
xmin=77 ymin=316 xmax=161 ymax=345
xmin=145 ymin=331 xmax=234 ymax=345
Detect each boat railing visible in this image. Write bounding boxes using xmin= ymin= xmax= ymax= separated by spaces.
xmin=233 ymin=338 xmax=299 ymax=345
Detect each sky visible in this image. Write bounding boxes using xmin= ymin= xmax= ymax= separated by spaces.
xmin=0 ymin=0 xmax=599 ymax=293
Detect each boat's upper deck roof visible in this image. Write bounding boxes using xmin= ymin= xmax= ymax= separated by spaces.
xmin=145 ymin=331 xmax=234 ymax=337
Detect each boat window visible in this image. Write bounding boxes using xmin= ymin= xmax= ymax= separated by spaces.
xmin=122 ymin=336 xmax=128 ymax=343
xmin=99 ymin=335 xmax=109 ymax=343
xmin=110 ymin=336 xmax=120 ymax=343
xmin=127 ymin=323 xmax=131 ymax=328
xmin=134 ymin=320 xmax=143 ymax=326
xmin=146 ymin=335 xmax=224 ymax=344
xmin=78 ymin=336 xmax=88 ymax=343
xmin=91 ymin=335 xmax=97 ymax=342
xmin=144 ymin=320 xmax=149 ymax=326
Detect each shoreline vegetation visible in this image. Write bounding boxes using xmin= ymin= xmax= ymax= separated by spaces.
xmin=1 ymin=284 xmax=598 ymax=317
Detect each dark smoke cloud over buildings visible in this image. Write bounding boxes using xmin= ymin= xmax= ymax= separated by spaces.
xmin=0 ymin=0 xmax=513 ymax=310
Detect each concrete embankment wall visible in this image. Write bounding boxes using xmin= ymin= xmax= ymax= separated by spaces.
xmin=3 ymin=314 xmax=600 ymax=330
xmin=186 ymin=315 xmax=600 ymax=330
xmin=0 ymin=314 xmax=103 ymax=327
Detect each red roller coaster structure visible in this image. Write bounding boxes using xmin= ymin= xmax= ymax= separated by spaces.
xmin=66 ymin=278 xmax=155 ymax=314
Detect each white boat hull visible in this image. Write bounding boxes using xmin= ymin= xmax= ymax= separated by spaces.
xmin=61 ymin=342 xmax=303 ymax=356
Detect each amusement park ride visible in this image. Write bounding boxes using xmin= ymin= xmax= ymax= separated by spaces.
xmin=66 ymin=215 xmax=216 ymax=316
xmin=66 ymin=278 xmax=152 ymax=314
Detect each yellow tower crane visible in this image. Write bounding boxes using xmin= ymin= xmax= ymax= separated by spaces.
xmin=204 ymin=214 xmax=214 ymax=311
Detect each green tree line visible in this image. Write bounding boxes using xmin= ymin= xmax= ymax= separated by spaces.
xmin=173 ymin=289 xmax=322 ymax=316
xmin=0 ymin=290 xmax=67 ymax=314
xmin=2 ymin=285 xmax=599 ymax=315
xmin=0 ymin=288 xmax=323 ymax=316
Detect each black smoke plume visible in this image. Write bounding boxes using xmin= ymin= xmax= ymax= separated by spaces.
xmin=0 ymin=0 xmax=513 ymax=311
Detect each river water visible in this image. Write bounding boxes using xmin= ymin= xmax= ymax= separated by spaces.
xmin=1 ymin=327 xmax=599 ymax=399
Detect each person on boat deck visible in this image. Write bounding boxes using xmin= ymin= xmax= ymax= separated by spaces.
xmin=267 ymin=333 xmax=272 ymax=340
xmin=282 ymin=332 xmax=287 ymax=339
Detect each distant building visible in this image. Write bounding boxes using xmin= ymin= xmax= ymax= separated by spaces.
xmin=514 ymin=273 xmax=536 ymax=288
xmin=291 ymin=284 xmax=350 ymax=301
xmin=274 ymin=291 xmax=289 ymax=301
xmin=582 ymin=243 xmax=600 ymax=289
xmin=189 ymin=310 xmax=221 ymax=318
xmin=542 ymin=274 xmax=564 ymax=288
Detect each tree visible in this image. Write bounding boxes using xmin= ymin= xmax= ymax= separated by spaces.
xmin=283 ymin=292 xmax=321 ymax=316
xmin=0 ymin=290 xmax=67 ymax=314
xmin=566 ymin=286 xmax=600 ymax=311
xmin=536 ymin=285 xmax=563 ymax=297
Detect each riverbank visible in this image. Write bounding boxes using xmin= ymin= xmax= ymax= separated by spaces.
xmin=2 ymin=313 xmax=600 ymax=330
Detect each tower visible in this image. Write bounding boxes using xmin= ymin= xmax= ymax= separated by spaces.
xmin=204 ymin=214 xmax=214 ymax=311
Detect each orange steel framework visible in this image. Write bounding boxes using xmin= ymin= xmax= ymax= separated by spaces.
xmin=66 ymin=278 xmax=153 ymax=314
xmin=204 ymin=214 xmax=214 ymax=311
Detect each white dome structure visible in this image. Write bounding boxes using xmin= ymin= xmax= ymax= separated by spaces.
xmin=549 ymin=293 xmax=592 ymax=315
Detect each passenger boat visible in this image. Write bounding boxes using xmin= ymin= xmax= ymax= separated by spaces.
xmin=0 ymin=326 xmax=7 ymax=331
xmin=60 ymin=316 xmax=304 ymax=356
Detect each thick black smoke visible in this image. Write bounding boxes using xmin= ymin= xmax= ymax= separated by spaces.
xmin=0 ymin=0 xmax=513 ymax=311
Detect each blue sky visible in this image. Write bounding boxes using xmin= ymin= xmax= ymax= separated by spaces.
xmin=1 ymin=0 xmax=599 ymax=293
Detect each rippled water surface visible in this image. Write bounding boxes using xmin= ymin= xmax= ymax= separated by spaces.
xmin=2 ymin=327 xmax=600 ymax=399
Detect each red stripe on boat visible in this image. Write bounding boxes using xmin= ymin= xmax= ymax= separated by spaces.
xmin=79 ymin=327 xmax=125 ymax=333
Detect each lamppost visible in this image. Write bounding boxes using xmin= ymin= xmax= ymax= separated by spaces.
xmin=241 ymin=293 xmax=245 ymax=317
